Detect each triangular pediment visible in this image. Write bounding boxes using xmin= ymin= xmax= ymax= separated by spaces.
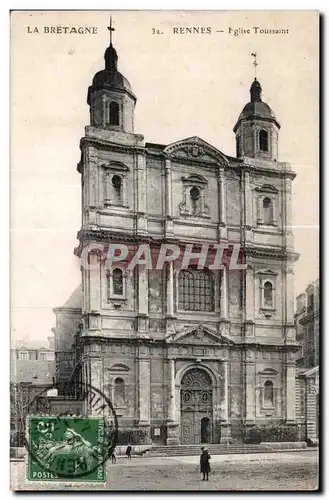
xmin=256 ymin=269 xmax=278 ymax=276
xmin=165 ymin=325 xmax=234 ymax=345
xmin=164 ymin=137 xmax=229 ymax=165
xmin=255 ymin=184 xmax=279 ymax=194
xmin=108 ymin=363 xmax=130 ymax=372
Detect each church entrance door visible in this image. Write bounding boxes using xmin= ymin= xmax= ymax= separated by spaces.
xmin=180 ymin=368 xmax=213 ymax=445
xmin=201 ymin=417 xmax=211 ymax=443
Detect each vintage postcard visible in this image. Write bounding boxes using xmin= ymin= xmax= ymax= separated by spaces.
xmin=10 ymin=10 xmax=319 ymax=491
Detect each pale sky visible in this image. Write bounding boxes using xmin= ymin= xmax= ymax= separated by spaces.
xmin=11 ymin=10 xmax=319 ymax=342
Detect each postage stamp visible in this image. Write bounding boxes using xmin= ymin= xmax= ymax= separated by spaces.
xmin=22 ymin=382 xmax=118 ymax=482
xmin=27 ymin=417 xmax=107 ymax=482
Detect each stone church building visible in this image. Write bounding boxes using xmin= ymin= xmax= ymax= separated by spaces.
xmin=53 ymin=36 xmax=300 ymax=445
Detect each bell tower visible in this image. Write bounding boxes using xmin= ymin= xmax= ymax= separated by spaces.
xmin=233 ymin=57 xmax=281 ymax=162
xmin=87 ymin=17 xmax=136 ymax=133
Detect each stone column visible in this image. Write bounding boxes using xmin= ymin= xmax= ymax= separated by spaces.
xmin=166 ymin=358 xmax=180 ymax=445
xmin=286 ymin=362 xmax=296 ymax=423
xmin=220 ymin=359 xmax=232 ymax=443
xmin=220 ymin=266 xmax=228 ymax=319
xmin=165 ymin=156 xmax=174 ymax=236
xmin=245 ymin=357 xmax=256 ymax=426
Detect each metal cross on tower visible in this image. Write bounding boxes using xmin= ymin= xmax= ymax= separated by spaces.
xmin=251 ymin=52 xmax=258 ymax=79
xmin=107 ymin=16 xmax=115 ymax=45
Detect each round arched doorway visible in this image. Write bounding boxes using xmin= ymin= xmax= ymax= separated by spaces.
xmin=180 ymin=368 xmax=213 ymax=445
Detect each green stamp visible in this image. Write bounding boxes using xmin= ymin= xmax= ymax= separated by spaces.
xmin=27 ymin=416 xmax=109 ymax=482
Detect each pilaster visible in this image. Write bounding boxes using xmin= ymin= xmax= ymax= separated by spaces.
xmin=137 ymin=266 xmax=149 ymax=337
xmin=87 ymin=251 xmax=102 ymax=335
xmin=166 ymin=358 xmax=180 ymax=445
xmin=165 ymin=156 xmax=174 ymax=237
xmin=220 ymin=358 xmax=232 ymax=443
xmin=244 ymin=170 xmax=253 ymax=230
xmin=138 ymin=346 xmax=151 ymax=429
xmin=220 ymin=266 xmax=228 ymax=320
xmin=136 ymin=151 xmax=147 ymax=235
xmin=166 ymin=261 xmax=174 ymax=316
xmin=286 ymin=362 xmax=296 ymax=423
xmin=218 ymin=166 xmax=227 ymax=240
xmin=244 ymin=352 xmax=256 ymax=426
xmin=85 ymin=146 xmax=98 ymax=217
xmin=83 ymin=353 xmax=102 ymax=415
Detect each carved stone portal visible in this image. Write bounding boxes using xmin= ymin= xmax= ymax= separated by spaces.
xmin=180 ymin=368 xmax=213 ymax=444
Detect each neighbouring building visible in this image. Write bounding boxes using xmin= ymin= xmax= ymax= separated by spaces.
xmin=10 ymin=336 xmax=56 ymax=446
xmin=295 ymin=279 xmax=320 ymax=444
xmin=11 ymin=336 xmax=55 ymax=385
xmin=53 ymin=32 xmax=300 ymax=445
xmin=295 ymin=279 xmax=320 ymax=368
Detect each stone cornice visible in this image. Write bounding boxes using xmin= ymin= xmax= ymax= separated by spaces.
xmin=53 ymin=307 xmax=82 ymax=314
xmin=77 ymin=335 xmax=301 ymax=352
xmin=244 ymin=246 xmax=300 ymax=261
xmin=75 ymin=229 xmax=300 ymax=262
xmin=80 ymin=136 xmax=145 ymax=156
xmin=87 ymin=83 xmax=137 ymax=104
xmin=241 ymin=161 xmax=296 ymax=181
xmin=78 ymin=135 xmax=295 ymax=181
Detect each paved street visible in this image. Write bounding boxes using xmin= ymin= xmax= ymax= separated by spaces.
xmin=11 ymin=450 xmax=318 ymax=491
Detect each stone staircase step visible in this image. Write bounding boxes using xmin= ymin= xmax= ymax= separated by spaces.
xmin=144 ymin=442 xmax=306 ymax=457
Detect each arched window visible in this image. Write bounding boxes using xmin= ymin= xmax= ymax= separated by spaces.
xmin=112 ymin=268 xmax=123 ymax=296
xmin=190 ymin=187 xmax=201 ymax=215
xmin=107 ymin=269 xmax=124 ymax=301
xmin=178 ymin=269 xmax=214 ymax=312
xmin=264 ymin=380 xmax=274 ymax=407
xmin=264 ymin=281 xmax=273 ymax=308
xmin=109 ymin=101 xmax=120 ymax=126
xmin=263 ymin=197 xmax=273 ymax=224
xmin=114 ymin=377 xmax=125 ymax=405
xmin=259 ymin=129 xmax=269 ymax=152
xmin=112 ymin=175 xmax=122 ymax=204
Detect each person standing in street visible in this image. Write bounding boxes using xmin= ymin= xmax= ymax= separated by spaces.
xmin=200 ymin=447 xmax=211 ymax=481
xmin=126 ymin=444 xmax=132 ymax=460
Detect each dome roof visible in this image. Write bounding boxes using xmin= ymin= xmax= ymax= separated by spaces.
xmin=239 ymin=100 xmax=276 ymax=120
xmin=87 ymin=41 xmax=136 ymax=104
xmin=92 ymin=69 xmax=132 ymax=93
xmin=63 ymin=285 xmax=82 ymax=309
xmin=233 ymin=78 xmax=280 ymax=131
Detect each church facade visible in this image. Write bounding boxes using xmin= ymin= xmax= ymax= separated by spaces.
xmin=54 ymin=36 xmax=300 ymax=445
